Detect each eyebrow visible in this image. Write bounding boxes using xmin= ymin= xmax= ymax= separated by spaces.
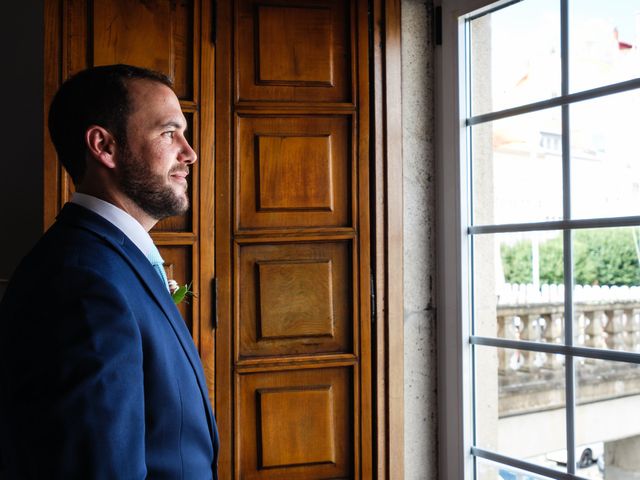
xmin=158 ymin=120 xmax=187 ymax=131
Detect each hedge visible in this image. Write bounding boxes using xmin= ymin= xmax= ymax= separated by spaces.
xmin=500 ymin=229 xmax=640 ymax=286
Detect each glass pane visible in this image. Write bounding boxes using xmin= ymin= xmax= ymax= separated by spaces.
xmin=475 ymin=345 xmax=567 ymax=474
xmin=575 ymin=356 xmax=640 ymax=478
xmin=572 ymin=227 xmax=640 ymax=353
xmin=469 ymin=0 xmax=560 ymax=117
xmin=570 ymin=89 xmax=640 ymax=220
xmin=474 ymin=231 xmax=566 ymax=349
xmin=471 ymin=108 xmax=562 ymax=226
xmin=477 ymin=458 xmax=557 ymax=480
xmin=569 ymin=0 xmax=640 ymax=94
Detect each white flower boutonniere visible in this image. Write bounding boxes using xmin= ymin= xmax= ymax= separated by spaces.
xmin=168 ymin=280 xmax=196 ymax=305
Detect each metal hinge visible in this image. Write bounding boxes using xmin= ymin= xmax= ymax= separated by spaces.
xmin=370 ymin=273 xmax=376 ymax=324
xmin=212 ymin=0 xmax=217 ymax=44
xmin=212 ymin=277 xmax=218 ymax=329
xmin=434 ymin=5 xmax=442 ymax=46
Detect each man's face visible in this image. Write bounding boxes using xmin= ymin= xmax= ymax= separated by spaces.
xmin=117 ymin=79 xmax=196 ymax=220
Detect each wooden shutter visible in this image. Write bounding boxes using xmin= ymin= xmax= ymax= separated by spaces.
xmin=214 ymin=0 xmax=372 ymax=478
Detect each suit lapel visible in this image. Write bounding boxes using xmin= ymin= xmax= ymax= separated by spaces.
xmin=56 ymin=204 xmax=216 ymax=435
xmin=120 ymin=240 xmax=214 ymax=415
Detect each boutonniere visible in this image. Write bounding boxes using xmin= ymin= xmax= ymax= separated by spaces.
xmin=168 ymin=280 xmax=196 ymax=305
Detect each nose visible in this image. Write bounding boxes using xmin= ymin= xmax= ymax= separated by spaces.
xmin=179 ymin=136 xmax=197 ymax=165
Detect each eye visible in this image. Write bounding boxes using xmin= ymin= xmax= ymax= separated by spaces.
xmin=162 ymin=131 xmax=175 ymax=139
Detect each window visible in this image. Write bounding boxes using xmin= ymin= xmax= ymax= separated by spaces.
xmin=436 ymin=0 xmax=640 ymax=479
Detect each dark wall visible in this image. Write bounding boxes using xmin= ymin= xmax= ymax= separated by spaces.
xmin=0 ymin=1 xmax=44 ymax=297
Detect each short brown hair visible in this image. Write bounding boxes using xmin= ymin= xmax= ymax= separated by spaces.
xmin=48 ymin=64 xmax=172 ymax=185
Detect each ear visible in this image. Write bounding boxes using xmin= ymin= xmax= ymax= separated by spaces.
xmin=85 ymin=125 xmax=117 ymax=169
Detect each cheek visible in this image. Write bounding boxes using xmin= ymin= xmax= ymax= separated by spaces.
xmin=144 ymin=144 xmax=173 ymax=174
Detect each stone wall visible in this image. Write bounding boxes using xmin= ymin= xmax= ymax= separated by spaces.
xmin=402 ymin=1 xmax=438 ymax=478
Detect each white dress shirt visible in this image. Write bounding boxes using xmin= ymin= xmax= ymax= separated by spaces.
xmin=70 ymin=192 xmax=157 ymax=260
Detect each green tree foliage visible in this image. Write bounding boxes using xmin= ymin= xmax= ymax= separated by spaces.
xmin=500 ymin=229 xmax=640 ymax=286
xmin=500 ymin=240 xmax=532 ymax=284
xmin=539 ymin=236 xmax=563 ymax=284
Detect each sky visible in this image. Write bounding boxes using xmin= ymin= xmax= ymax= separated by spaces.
xmin=469 ymin=0 xmax=640 ymax=231
xmin=486 ymin=0 xmax=639 ymax=41
xmin=475 ymin=0 xmax=640 ymax=109
xmin=571 ymin=0 xmax=639 ymax=43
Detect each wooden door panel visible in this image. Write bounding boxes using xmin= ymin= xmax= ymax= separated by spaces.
xmin=237 ymin=241 xmax=353 ymax=359
xmin=93 ymin=0 xmax=195 ymax=100
xmin=236 ymin=115 xmax=352 ymax=230
xmin=236 ymin=0 xmax=353 ymax=104
xmin=257 ymin=6 xmax=333 ymax=85
xmin=237 ymin=367 xmax=353 ymax=479
xmin=217 ymin=0 xmax=371 ymax=476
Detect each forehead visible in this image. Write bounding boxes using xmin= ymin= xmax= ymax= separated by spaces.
xmin=126 ymin=79 xmax=184 ymax=125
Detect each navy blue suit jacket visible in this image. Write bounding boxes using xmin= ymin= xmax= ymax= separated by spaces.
xmin=0 ymin=203 xmax=219 ymax=479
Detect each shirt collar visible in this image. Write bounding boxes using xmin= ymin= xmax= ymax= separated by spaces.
xmin=70 ymin=192 xmax=157 ymax=259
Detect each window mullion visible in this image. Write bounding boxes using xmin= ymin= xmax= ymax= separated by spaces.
xmin=563 ymin=228 xmax=577 ymax=475
xmin=560 ymin=0 xmax=577 ymax=474
xmin=464 ymin=15 xmax=480 ymax=479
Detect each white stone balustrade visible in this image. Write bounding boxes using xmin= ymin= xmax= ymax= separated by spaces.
xmin=496 ymin=284 xmax=640 ymax=416
xmin=497 ymin=284 xmax=640 ymax=361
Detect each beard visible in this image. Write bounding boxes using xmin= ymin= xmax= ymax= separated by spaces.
xmin=117 ymin=143 xmax=190 ymax=220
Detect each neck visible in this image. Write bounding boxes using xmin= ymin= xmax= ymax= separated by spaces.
xmin=76 ymin=184 xmax=158 ymax=232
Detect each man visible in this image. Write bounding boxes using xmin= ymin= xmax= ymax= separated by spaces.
xmin=0 ymin=64 xmax=219 ymax=479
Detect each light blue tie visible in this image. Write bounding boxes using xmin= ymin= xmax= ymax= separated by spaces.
xmin=147 ymin=246 xmax=169 ymax=291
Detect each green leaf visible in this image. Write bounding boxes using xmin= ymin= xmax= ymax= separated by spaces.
xmin=171 ymin=282 xmax=195 ymax=305
xmin=172 ymin=285 xmax=188 ymax=304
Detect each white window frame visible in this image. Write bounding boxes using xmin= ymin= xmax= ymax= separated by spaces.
xmin=436 ymin=2 xmax=477 ymax=478
xmin=436 ymin=0 xmax=640 ymax=478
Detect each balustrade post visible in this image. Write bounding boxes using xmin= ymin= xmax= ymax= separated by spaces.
xmin=575 ymin=310 xmax=587 ymax=346
xmin=605 ymin=309 xmax=626 ymax=351
xmin=585 ymin=309 xmax=607 ymax=348
xmin=543 ymin=312 xmax=564 ymax=370
xmin=498 ymin=315 xmax=519 ymax=373
xmin=520 ymin=314 xmax=542 ymax=372
xmin=585 ymin=309 xmax=607 ymax=363
xmin=574 ymin=310 xmax=588 ymax=367
xmin=625 ymin=308 xmax=640 ymax=353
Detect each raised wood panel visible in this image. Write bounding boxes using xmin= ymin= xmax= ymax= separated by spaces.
xmin=257 ymin=135 xmax=333 ymax=211
xmin=258 ymin=260 xmax=335 ymax=339
xmin=158 ymin=245 xmax=194 ymax=333
xmin=66 ymin=0 xmax=90 ymax=76
xmin=238 ymin=367 xmax=352 ymax=479
xmin=258 ymin=386 xmax=336 ymax=467
xmin=257 ymin=5 xmax=333 ymax=86
xmin=238 ymin=241 xmax=352 ymax=359
xmin=236 ymin=0 xmax=353 ymax=104
xmin=237 ymin=115 xmax=352 ymax=230
xmin=92 ymin=0 xmax=195 ymax=100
